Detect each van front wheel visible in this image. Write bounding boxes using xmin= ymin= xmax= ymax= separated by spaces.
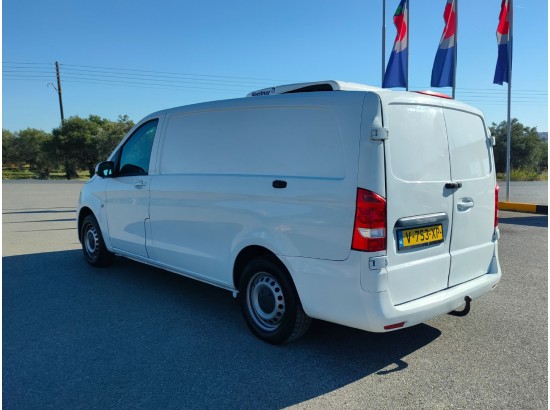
xmin=239 ymin=256 xmax=311 ymax=344
xmin=81 ymin=214 xmax=114 ymax=267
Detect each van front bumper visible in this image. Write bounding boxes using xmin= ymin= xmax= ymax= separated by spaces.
xmin=282 ymin=251 xmax=501 ymax=333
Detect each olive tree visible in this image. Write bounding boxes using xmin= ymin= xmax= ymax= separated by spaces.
xmin=490 ymin=119 xmax=547 ymax=173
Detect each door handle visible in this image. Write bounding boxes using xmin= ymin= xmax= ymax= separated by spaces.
xmin=272 ymin=180 xmax=287 ymax=189
xmin=445 ymin=182 xmax=462 ymax=189
xmin=134 ymin=180 xmax=147 ymax=189
xmin=457 ymin=198 xmax=474 ymax=212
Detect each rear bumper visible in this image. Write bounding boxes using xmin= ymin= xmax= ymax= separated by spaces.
xmin=362 ymin=268 xmax=501 ymax=332
xmin=282 ymin=251 xmax=501 ymax=333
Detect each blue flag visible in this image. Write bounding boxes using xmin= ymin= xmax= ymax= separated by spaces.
xmin=383 ymin=0 xmax=408 ymax=88
xmin=494 ymin=0 xmax=512 ymax=85
xmin=431 ymin=0 xmax=456 ymax=88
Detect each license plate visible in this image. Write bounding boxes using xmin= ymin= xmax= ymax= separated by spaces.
xmin=397 ymin=224 xmax=444 ymax=250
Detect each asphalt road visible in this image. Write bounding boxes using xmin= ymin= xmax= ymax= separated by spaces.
xmin=498 ymin=180 xmax=548 ymax=205
xmin=2 ymin=181 xmax=548 ymax=409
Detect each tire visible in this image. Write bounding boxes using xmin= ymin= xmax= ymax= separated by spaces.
xmin=239 ymin=256 xmax=311 ymax=344
xmin=80 ymin=214 xmax=115 ymax=267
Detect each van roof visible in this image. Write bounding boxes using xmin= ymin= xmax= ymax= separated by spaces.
xmin=245 ymin=81 xmax=483 ymax=116
xmin=246 ymin=80 xmax=385 ymax=97
xmin=141 ymin=80 xmax=482 ymax=123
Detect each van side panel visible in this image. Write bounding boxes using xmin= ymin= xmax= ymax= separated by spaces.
xmin=148 ymin=94 xmax=365 ymax=286
xmin=159 ymin=107 xmax=345 ymax=178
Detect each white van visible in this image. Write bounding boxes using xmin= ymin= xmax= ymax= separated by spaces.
xmin=78 ymin=81 xmax=501 ymax=344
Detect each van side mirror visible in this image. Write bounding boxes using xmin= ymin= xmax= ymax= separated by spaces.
xmin=96 ymin=161 xmax=115 ymax=178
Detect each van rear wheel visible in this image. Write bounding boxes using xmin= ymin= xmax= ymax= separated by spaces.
xmin=239 ymin=256 xmax=311 ymax=344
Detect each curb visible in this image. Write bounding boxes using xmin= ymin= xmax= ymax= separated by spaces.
xmin=498 ymin=202 xmax=548 ymax=215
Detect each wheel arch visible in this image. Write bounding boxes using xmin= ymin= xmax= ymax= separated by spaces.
xmin=77 ymin=206 xmax=94 ymax=242
xmin=77 ymin=207 xmax=111 ymax=252
xmin=233 ymin=245 xmax=290 ymax=290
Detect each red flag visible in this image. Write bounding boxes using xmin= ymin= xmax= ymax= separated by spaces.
xmin=494 ymin=0 xmax=513 ymax=85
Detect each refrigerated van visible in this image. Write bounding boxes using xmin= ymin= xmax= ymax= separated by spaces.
xmin=78 ymin=80 xmax=501 ymax=344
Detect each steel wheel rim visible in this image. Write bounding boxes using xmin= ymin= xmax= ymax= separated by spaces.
xmin=247 ymin=271 xmax=286 ymax=332
xmin=84 ymin=223 xmax=99 ymax=261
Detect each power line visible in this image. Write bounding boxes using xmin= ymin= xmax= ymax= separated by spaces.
xmin=60 ymin=79 xmax=244 ymax=94
xmin=60 ymin=77 xmax=250 ymax=93
xmin=58 ymin=62 xmax=289 ymax=83
xmin=2 ymin=61 xmax=279 ymax=93
xmin=4 ymin=61 xmax=547 ymax=95
xmin=3 ymin=74 xmax=55 ymax=79
xmin=57 ymin=73 xmax=264 ymax=89
xmin=2 ymin=66 xmax=275 ymax=87
xmin=58 ymin=68 xmax=270 ymax=87
xmin=2 ymin=61 xmax=548 ymax=106
xmin=2 ymin=75 xmax=255 ymax=94
xmin=2 ymin=61 xmax=53 ymax=66
xmin=3 ymin=68 xmax=55 ymax=73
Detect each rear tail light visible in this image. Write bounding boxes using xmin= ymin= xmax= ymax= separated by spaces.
xmin=494 ymin=184 xmax=500 ymax=227
xmin=352 ymin=189 xmax=387 ymax=252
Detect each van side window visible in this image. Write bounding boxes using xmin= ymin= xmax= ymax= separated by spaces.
xmin=117 ymin=119 xmax=158 ymax=177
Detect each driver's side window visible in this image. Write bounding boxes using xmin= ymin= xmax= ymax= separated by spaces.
xmin=117 ymin=119 xmax=158 ymax=177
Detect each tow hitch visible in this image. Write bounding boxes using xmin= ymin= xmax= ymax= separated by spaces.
xmin=448 ymin=296 xmax=472 ymax=317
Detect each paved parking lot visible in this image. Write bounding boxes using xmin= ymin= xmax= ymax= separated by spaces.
xmin=2 ymin=181 xmax=548 ymax=409
xmin=498 ymin=180 xmax=548 ymax=205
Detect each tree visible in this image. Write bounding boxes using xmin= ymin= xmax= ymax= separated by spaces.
xmin=36 ymin=134 xmax=60 ymax=179
xmin=2 ymin=129 xmax=17 ymax=167
xmin=16 ymin=129 xmax=51 ymax=170
xmin=490 ymin=119 xmax=547 ymax=173
xmin=51 ymin=116 xmax=101 ymax=179
xmin=96 ymin=115 xmax=134 ymax=162
xmin=2 ymin=128 xmax=51 ymax=170
xmin=51 ymin=115 xmax=134 ymax=179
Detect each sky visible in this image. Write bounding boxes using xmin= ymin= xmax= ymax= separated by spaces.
xmin=2 ymin=0 xmax=548 ymax=133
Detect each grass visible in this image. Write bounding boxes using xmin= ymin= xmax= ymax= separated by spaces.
xmin=497 ymin=169 xmax=548 ymax=182
xmin=2 ymin=168 xmax=90 ymax=181
xmin=2 ymin=169 xmax=36 ymax=179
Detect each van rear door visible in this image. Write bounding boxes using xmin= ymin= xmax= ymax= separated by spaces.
xmin=384 ymin=104 xmax=454 ymax=305
xmin=443 ymin=108 xmax=496 ymax=287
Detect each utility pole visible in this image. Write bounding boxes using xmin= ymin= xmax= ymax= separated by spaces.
xmin=55 ymin=61 xmax=65 ymax=122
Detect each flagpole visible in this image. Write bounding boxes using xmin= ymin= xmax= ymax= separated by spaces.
xmin=452 ymin=0 xmax=458 ymax=99
xmin=406 ymin=0 xmax=409 ymax=91
xmin=382 ymin=0 xmax=386 ymax=85
xmin=505 ymin=0 xmax=513 ymax=201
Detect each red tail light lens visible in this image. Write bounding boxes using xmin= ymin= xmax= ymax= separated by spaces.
xmin=352 ymin=189 xmax=387 ymax=252
xmin=416 ymin=90 xmax=452 ymax=99
xmin=384 ymin=322 xmax=406 ymax=330
xmin=494 ymin=184 xmax=500 ymax=227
